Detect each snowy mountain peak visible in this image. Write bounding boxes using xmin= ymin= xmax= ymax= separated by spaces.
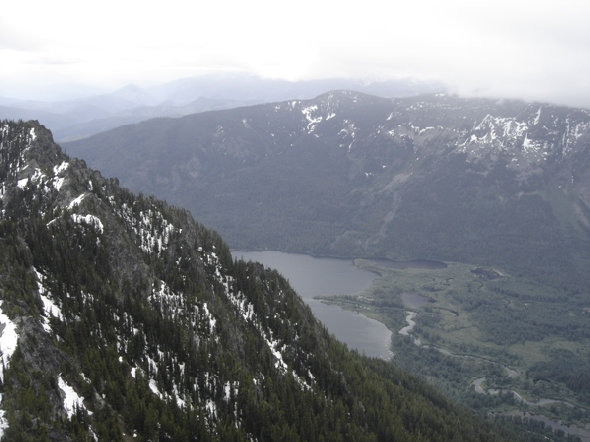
xmin=456 ymin=103 xmax=590 ymax=165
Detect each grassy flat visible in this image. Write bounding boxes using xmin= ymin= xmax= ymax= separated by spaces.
xmin=318 ymin=258 xmax=590 ymax=431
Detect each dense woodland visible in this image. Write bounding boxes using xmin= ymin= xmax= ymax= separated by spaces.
xmin=0 ymin=120 xmax=551 ymax=440
xmin=320 ymin=257 xmax=590 ymax=439
xmin=64 ymin=92 xmax=590 ymax=292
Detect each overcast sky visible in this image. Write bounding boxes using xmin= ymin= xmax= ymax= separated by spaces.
xmin=1 ymin=0 xmax=590 ymax=107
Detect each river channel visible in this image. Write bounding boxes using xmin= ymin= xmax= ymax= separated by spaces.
xmin=233 ymin=251 xmax=393 ymax=359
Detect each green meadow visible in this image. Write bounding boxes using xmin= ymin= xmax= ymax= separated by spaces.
xmin=318 ymin=258 xmax=590 ymax=429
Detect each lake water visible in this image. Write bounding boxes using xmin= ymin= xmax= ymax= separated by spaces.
xmin=233 ymin=251 xmax=393 ymax=359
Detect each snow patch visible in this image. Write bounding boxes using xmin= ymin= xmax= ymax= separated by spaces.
xmin=51 ymin=161 xmax=69 ymax=191
xmin=202 ymin=303 xmax=216 ymax=333
xmin=116 ymin=204 xmax=175 ymax=255
xmin=34 ymin=268 xmax=64 ymax=332
xmin=0 ymin=301 xmax=18 ymax=438
xmin=301 ymin=105 xmax=323 ymax=132
xmin=58 ymin=375 xmax=87 ymax=419
xmin=0 ymin=301 xmax=18 ymax=383
xmin=53 ymin=162 xmax=69 ymax=175
xmin=533 ymin=107 xmax=542 ymax=126
xmin=16 ymin=168 xmax=46 ymax=191
xmin=17 ymin=177 xmax=29 ymax=189
xmin=52 ymin=176 xmax=65 ymax=191
xmin=206 ymin=399 xmax=217 ymax=419
xmin=68 ymin=193 xmax=87 ymax=209
xmin=457 ymin=114 xmax=555 ymax=164
xmin=226 ymin=290 xmax=255 ymax=322
xmin=148 ymin=378 xmax=163 ymax=399
xmin=71 ymin=214 xmax=104 ymax=234
xmin=264 ymin=336 xmax=288 ymax=373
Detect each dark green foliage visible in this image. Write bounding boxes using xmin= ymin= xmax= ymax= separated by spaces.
xmin=0 ymin=120 xmax=535 ymax=440
xmin=529 ymin=349 xmax=590 ymax=402
xmin=64 ymin=93 xmax=590 ymax=292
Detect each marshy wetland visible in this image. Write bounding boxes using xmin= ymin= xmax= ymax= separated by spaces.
xmin=319 ymin=258 xmax=590 ymax=439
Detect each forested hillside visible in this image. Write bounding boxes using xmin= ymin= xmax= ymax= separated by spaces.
xmin=64 ymin=92 xmax=590 ymax=290
xmin=0 ymin=120 xmax=538 ymax=440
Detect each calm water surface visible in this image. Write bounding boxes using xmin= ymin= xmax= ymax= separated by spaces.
xmin=233 ymin=251 xmax=393 ymax=359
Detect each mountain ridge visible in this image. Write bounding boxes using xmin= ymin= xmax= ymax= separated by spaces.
xmin=64 ymin=91 xmax=590 ymax=289
xmin=0 ymin=119 xmax=531 ymax=440
xmin=1 ymin=75 xmax=444 ymax=141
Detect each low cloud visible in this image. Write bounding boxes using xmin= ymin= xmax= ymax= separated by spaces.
xmin=2 ymin=0 xmax=589 ymax=108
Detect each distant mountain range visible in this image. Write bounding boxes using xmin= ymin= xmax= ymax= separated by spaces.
xmin=65 ymin=91 xmax=590 ymax=289
xmin=0 ymin=74 xmax=444 ymax=142
xmin=0 ymin=119 xmax=529 ymax=440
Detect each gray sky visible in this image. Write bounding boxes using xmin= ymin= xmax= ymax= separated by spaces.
xmin=2 ymin=0 xmax=590 ymax=107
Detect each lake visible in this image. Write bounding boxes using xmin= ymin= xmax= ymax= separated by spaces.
xmin=233 ymin=251 xmax=393 ymax=359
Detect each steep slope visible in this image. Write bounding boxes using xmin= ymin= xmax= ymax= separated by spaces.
xmin=64 ymin=92 xmax=590 ymax=289
xmin=0 ymin=120 xmax=526 ymax=440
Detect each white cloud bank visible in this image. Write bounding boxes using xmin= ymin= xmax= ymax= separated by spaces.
xmin=1 ymin=0 xmax=589 ymax=107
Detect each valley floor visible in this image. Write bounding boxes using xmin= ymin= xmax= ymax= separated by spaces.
xmin=318 ymin=259 xmax=590 ymax=441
